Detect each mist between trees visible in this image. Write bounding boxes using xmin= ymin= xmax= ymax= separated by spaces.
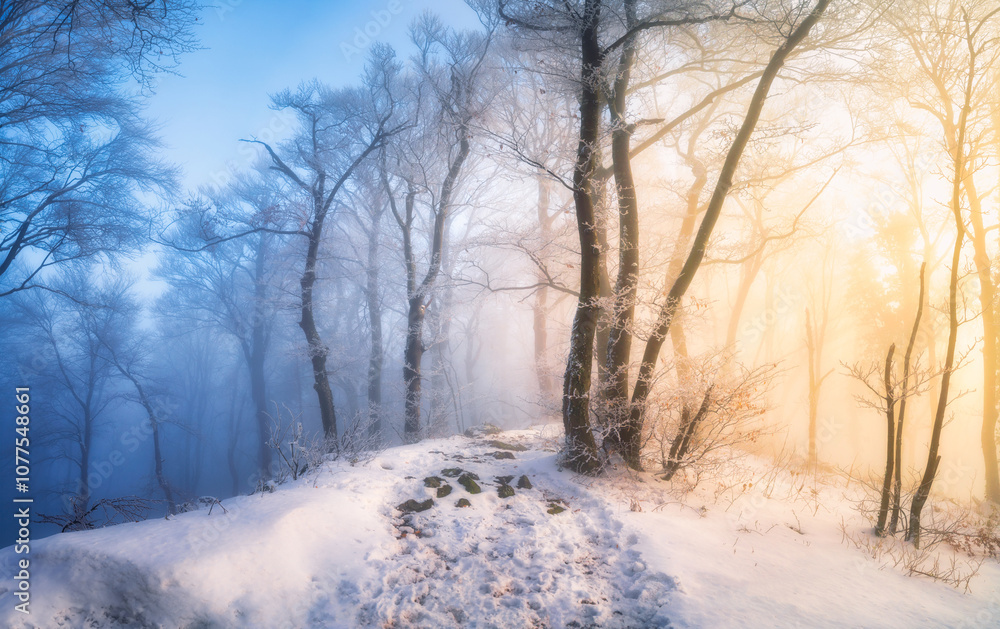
xmin=1 ymin=0 xmax=999 ymax=547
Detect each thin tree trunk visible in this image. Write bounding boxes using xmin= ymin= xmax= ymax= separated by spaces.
xmin=965 ymin=182 xmax=1000 ymax=503
xmin=891 ymin=262 xmax=926 ymax=534
xmin=724 ymin=253 xmax=764 ymax=352
xmin=299 ymin=201 xmax=338 ymax=441
xmin=366 ymin=214 xmax=384 ymax=438
xmin=250 ymin=236 xmax=271 ymax=479
xmin=908 ymin=34 xmax=974 ymax=545
xmin=605 ymin=0 xmax=641 ymax=458
xmin=561 ymin=0 xmax=603 ymax=473
xmin=393 ymin=131 xmax=470 ymax=442
xmin=117 ymin=370 xmax=176 ymax=515
xmin=662 ymin=386 xmax=713 ymax=481
xmin=533 ymin=173 xmax=557 ymax=400
xmin=806 ymin=309 xmax=817 ymax=465
xmin=877 ymin=344 xmax=896 ymax=536
xmin=622 ymin=0 xmax=832 ymax=467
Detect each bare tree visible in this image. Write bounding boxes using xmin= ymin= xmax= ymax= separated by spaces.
xmin=248 ymin=49 xmax=403 ymax=441
xmin=381 ymin=19 xmax=495 ymax=441
xmin=0 ymin=0 xmax=198 ymax=296
xmin=156 ymin=176 xmax=285 ymax=481
xmin=882 ymin=0 xmax=1000 ymax=504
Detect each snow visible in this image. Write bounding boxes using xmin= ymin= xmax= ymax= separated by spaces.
xmin=1 ymin=425 xmax=997 ymax=628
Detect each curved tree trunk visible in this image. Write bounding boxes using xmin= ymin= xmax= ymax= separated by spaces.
xmin=299 ymin=203 xmax=338 ymax=442
xmin=622 ymin=0 xmax=832 ymax=466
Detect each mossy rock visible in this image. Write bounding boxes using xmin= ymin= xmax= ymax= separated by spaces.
xmin=397 ymin=498 xmax=434 ymax=514
xmin=423 ymin=476 xmax=444 ymax=488
xmin=456 ymin=498 xmax=472 ymax=508
xmin=495 ymin=475 xmax=515 ymax=485
xmin=491 ymin=451 xmax=516 ymax=460
xmin=546 ymin=503 xmax=566 ymax=515
xmin=442 ymin=467 xmax=472 ymax=478
xmin=437 ymin=484 xmax=453 ymax=498
xmin=458 ymin=473 xmax=482 ymax=494
xmin=497 ymin=484 xmax=515 ymax=499
xmin=487 ymin=440 xmax=528 ymax=452
xmin=517 ymin=475 xmax=533 ymax=490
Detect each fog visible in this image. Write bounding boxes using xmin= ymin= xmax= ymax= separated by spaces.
xmin=2 ymin=0 xmax=999 ymax=552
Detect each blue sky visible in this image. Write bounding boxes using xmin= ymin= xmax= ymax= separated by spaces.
xmin=146 ymin=0 xmax=480 ymax=192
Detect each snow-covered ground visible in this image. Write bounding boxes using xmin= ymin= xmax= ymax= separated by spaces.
xmin=1 ymin=425 xmax=997 ymax=628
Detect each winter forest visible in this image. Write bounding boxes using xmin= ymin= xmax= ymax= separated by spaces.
xmin=1 ymin=0 xmax=1000 ymax=627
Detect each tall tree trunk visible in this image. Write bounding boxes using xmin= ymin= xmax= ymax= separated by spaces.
xmin=533 ymin=172 xmax=558 ymax=401
xmin=594 ymin=176 xmax=613 ymax=396
xmin=724 ymin=253 xmax=764 ymax=353
xmin=366 ymin=214 xmax=384 ymax=438
xmin=621 ymin=0 xmax=832 ymax=467
xmin=965 ymin=182 xmax=1000 ymax=503
xmin=877 ymin=344 xmax=896 ymax=536
xmin=250 ymin=236 xmax=271 ymax=479
xmin=394 ymin=130 xmax=470 ymax=442
xmin=561 ymin=0 xmax=603 ymax=473
xmin=404 ymin=296 xmax=427 ymax=439
xmin=909 ymin=39 xmax=974 ymax=545
xmin=605 ymin=0 xmax=641 ymax=456
xmin=300 ymin=202 xmax=338 ymax=441
xmin=891 ymin=262 xmax=926 ymax=534
xmin=116 ymin=369 xmax=176 ymax=515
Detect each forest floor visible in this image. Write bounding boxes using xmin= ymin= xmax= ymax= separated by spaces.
xmin=1 ymin=424 xmax=998 ymax=628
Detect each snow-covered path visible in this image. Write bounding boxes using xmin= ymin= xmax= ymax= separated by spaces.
xmin=352 ymin=432 xmax=676 ymax=628
xmin=1 ymin=426 xmax=997 ymax=628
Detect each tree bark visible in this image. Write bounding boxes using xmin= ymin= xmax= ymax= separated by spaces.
xmin=908 ymin=28 xmax=975 ymax=544
xmin=393 ymin=129 xmax=470 ymax=442
xmin=605 ymin=0 xmax=641 ymax=460
xmin=891 ymin=262 xmax=926 ymax=534
xmin=299 ymin=199 xmax=338 ymax=441
xmin=249 ymin=235 xmax=271 ymax=479
xmin=365 ymin=212 xmax=384 ymax=438
xmin=876 ymin=344 xmax=896 ymax=536
xmin=561 ymin=0 xmax=603 ymax=473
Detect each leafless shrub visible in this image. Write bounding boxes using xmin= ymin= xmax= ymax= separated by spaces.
xmin=326 ymin=410 xmax=387 ymax=466
xmin=640 ymin=353 xmax=779 ymax=485
xmin=839 ymin=517 xmax=985 ymax=592
xmin=266 ymin=402 xmax=386 ymax=487
xmin=266 ymin=403 xmax=325 ymax=483
xmin=37 ymin=496 xmax=156 ymax=532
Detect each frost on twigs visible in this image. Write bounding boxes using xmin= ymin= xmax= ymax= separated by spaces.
xmin=37 ymin=496 xmax=156 ymax=532
xmin=266 ymin=403 xmax=387 ymax=486
xmin=638 ymin=353 xmax=778 ymax=486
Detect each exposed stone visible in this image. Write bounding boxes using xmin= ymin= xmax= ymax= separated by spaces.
xmin=456 ymin=498 xmax=472 ymax=508
xmin=437 ymin=485 xmax=452 ymax=498
xmin=495 ymin=475 xmax=515 ymax=485
xmin=457 ymin=473 xmax=482 ymax=494
xmin=397 ymin=498 xmax=434 ymax=514
xmin=546 ymin=503 xmax=566 ymax=515
xmin=441 ymin=468 xmax=464 ymax=478
xmin=423 ymin=476 xmax=444 ymax=488
xmin=491 ymin=451 xmax=515 ymax=460
xmin=517 ymin=475 xmax=533 ymax=490
xmin=497 ymin=484 xmax=515 ymax=499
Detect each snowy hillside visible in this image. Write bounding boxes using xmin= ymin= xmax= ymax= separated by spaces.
xmin=1 ymin=426 xmax=997 ymax=628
